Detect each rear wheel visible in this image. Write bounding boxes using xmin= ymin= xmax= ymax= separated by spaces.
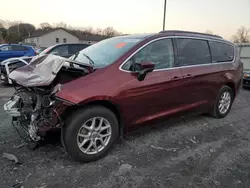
xmin=211 ymin=85 xmax=233 ymax=118
xmin=62 ymin=106 xmax=119 ymax=162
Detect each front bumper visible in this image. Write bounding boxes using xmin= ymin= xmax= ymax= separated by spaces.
xmin=0 ymin=73 xmax=9 ymax=84
xmin=4 ymin=95 xmax=21 ymax=117
xmin=0 ymin=65 xmax=11 ymax=84
xmin=242 ymin=78 xmax=250 ymax=88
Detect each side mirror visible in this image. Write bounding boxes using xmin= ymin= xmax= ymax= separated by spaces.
xmin=136 ymin=61 xmax=155 ymax=81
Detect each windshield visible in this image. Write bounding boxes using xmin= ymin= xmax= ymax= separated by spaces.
xmin=71 ymin=37 xmax=142 ymax=68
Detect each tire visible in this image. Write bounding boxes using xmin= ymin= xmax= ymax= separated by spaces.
xmin=211 ymin=85 xmax=234 ymax=119
xmin=243 ymin=86 xmax=249 ymax=90
xmin=62 ymin=105 xmax=119 ymax=162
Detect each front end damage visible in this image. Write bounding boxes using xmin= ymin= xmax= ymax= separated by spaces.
xmin=4 ymin=87 xmax=69 ymax=143
xmin=3 ymin=54 xmax=92 ymax=144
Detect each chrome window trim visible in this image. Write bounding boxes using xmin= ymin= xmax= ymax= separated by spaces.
xmin=119 ymin=36 xmax=236 ymax=73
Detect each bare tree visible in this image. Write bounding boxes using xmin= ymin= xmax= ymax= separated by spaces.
xmin=53 ymin=22 xmax=67 ymax=28
xmin=84 ymin=26 xmax=94 ymax=35
xmin=102 ymin=27 xmax=118 ymax=37
xmin=39 ymin=22 xmax=52 ymax=30
xmin=232 ymin=26 xmax=250 ymax=43
xmin=95 ymin=28 xmax=103 ymax=35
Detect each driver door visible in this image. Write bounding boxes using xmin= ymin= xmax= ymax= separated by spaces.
xmin=117 ymin=38 xmax=186 ymax=127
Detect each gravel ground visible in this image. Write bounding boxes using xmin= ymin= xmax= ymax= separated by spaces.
xmin=0 ymin=85 xmax=250 ymax=188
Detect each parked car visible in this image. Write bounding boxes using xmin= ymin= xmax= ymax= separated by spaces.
xmin=0 ymin=56 xmax=33 ymax=84
xmin=242 ymin=72 xmax=250 ymax=89
xmin=40 ymin=43 xmax=90 ymax=58
xmin=35 ymin=47 xmax=46 ymax=54
xmin=0 ymin=44 xmax=36 ymax=62
xmin=4 ymin=30 xmax=243 ymax=162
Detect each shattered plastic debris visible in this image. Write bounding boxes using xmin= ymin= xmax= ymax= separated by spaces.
xmin=2 ymin=152 xmax=20 ymax=164
xmin=151 ymin=145 xmax=179 ymax=152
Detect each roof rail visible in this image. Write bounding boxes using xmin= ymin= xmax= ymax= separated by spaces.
xmin=159 ymin=30 xmax=223 ymax=39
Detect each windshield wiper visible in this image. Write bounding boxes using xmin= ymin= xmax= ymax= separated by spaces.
xmin=82 ymin=53 xmax=95 ymax=65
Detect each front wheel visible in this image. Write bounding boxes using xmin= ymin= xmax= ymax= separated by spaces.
xmin=211 ymin=85 xmax=234 ymax=118
xmin=62 ymin=106 xmax=119 ymax=162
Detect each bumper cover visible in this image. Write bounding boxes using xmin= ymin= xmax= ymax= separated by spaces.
xmin=242 ymin=78 xmax=250 ymax=87
xmin=4 ymin=95 xmax=21 ymax=117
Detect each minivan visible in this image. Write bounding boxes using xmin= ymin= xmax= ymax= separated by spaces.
xmin=5 ymin=30 xmax=243 ymax=162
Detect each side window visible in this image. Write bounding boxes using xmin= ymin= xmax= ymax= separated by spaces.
xmin=177 ymin=38 xmax=211 ymax=66
xmin=0 ymin=45 xmax=11 ymax=51
xmin=12 ymin=46 xmax=29 ymax=51
xmin=122 ymin=39 xmax=174 ymax=71
xmin=50 ymin=45 xmax=68 ymax=56
xmin=209 ymin=41 xmax=234 ymax=63
xmin=68 ymin=44 xmax=88 ymax=54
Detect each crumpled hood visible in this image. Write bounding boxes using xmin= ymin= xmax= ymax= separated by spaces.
xmin=8 ymin=54 xmax=66 ymax=87
xmin=8 ymin=54 xmax=92 ymax=87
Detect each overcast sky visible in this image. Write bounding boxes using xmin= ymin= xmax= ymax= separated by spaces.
xmin=0 ymin=0 xmax=249 ymax=39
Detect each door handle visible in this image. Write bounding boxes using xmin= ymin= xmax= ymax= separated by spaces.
xmin=184 ymin=74 xmax=192 ymax=79
xmin=171 ymin=76 xmax=182 ymax=81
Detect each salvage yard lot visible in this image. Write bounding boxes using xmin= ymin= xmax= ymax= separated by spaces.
xmin=0 ymin=85 xmax=250 ymax=188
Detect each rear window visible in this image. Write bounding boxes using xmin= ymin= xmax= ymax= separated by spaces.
xmin=209 ymin=41 xmax=234 ymax=63
xmin=177 ymin=38 xmax=211 ymax=66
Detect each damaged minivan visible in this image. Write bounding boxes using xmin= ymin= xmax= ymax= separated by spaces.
xmin=4 ymin=30 xmax=243 ymax=162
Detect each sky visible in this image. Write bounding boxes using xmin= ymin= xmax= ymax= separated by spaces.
xmin=0 ymin=0 xmax=249 ymax=39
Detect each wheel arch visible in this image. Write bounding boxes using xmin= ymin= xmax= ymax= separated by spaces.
xmin=225 ymin=82 xmax=236 ymax=100
xmin=63 ymin=99 xmax=124 ymax=137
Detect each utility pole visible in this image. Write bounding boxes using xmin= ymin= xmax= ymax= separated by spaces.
xmin=163 ymin=0 xmax=167 ymax=31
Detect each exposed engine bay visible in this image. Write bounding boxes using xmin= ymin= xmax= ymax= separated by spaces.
xmin=4 ymin=54 xmax=93 ymax=144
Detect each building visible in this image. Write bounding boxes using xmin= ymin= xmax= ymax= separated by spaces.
xmin=238 ymin=43 xmax=250 ymax=71
xmin=23 ymin=28 xmax=108 ymax=48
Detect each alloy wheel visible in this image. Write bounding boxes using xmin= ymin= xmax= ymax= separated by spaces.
xmin=77 ymin=117 xmax=112 ymax=155
xmin=218 ymin=91 xmax=231 ymax=114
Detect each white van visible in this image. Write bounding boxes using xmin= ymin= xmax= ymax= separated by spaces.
xmin=238 ymin=43 xmax=250 ymax=72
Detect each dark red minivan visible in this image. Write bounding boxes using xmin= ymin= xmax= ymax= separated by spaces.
xmin=54 ymin=30 xmax=243 ymax=162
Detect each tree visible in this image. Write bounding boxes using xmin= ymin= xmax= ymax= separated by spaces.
xmin=53 ymin=22 xmax=67 ymax=28
xmin=232 ymin=26 xmax=250 ymax=43
xmin=0 ymin=28 xmax=7 ymax=39
xmin=6 ymin=23 xmax=36 ymax=43
xmin=84 ymin=26 xmax=94 ymax=35
xmin=39 ymin=22 xmax=52 ymax=30
xmin=0 ymin=23 xmax=7 ymax=40
xmin=102 ymin=27 xmax=119 ymax=37
xmin=8 ymin=23 xmax=35 ymax=36
xmin=95 ymin=28 xmax=103 ymax=35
